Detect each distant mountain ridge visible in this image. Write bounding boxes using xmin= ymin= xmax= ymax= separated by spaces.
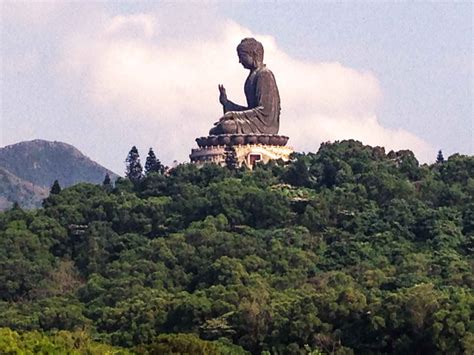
xmin=0 ymin=139 xmax=118 ymax=209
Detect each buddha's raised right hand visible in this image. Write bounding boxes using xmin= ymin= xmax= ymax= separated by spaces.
xmin=218 ymin=84 xmax=228 ymax=106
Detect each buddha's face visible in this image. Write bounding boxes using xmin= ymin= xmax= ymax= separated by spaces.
xmin=238 ymin=50 xmax=255 ymax=69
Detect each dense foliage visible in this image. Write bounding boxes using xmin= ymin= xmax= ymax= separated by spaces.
xmin=0 ymin=327 xmax=130 ymax=354
xmin=0 ymin=141 xmax=472 ymax=354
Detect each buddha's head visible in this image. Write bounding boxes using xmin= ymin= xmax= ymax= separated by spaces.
xmin=237 ymin=38 xmax=264 ymax=69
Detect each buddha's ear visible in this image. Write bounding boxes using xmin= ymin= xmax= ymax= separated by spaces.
xmin=253 ymin=56 xmax=259 ymax=68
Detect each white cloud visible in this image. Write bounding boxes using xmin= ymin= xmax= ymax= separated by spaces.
xmin=105 ymin=14 xmax=155 ymax=39
xmin=59 ymin=12 xmax=435 ymax=165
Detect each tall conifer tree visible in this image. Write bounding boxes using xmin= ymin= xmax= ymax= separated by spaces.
xmin=103 ymin=173 xmax=111 ymax=186
xmin=224 ymin=145 xmax=238 ymax=170
xmin=103 ymin=173 xmax=113 ymax=191
xmin=145 ymin=148 xmax=164 ymax=175
xmin=125 ymin=146 xmax=143 ymax=183
xmin=50 ymin=180 xmax=61 ymax=194
xmin=436 ymin=150 xmax=445 ymax=164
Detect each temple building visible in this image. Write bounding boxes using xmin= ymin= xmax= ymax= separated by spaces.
xmin=190 ymin=134 xmax=293 ymax=168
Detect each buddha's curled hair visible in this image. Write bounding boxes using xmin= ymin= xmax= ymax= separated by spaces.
xmin=237 ymin=38 xmax=264 ymax=63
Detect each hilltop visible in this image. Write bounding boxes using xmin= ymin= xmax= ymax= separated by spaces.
xmin=0 ymin=140 xmax=118 ymax=209
xmin=0 ymin=140 xmax=472 ymax=354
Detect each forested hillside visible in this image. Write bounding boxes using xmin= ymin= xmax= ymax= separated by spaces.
xmin=0 ymin=140 xmax=472 ymax=354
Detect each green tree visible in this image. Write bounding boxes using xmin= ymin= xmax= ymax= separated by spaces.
xmin=50 ymin=180 xmax=61 ymax=195
xmin=436 ymin=150 xmax=445 ymax=164
xmin=103 ymin=173 xmax=112 ymax=187
xmin=144 ymin=147 xmax=164 ymax=175
xmin=224 ymin=145 xmax=238 ymax=170
xmin=125 ymin=146 xmax=143 ymax=183
xmin=0 ymin=327 xmax=130 ymax=354
xmin=0 ymin=219 xmax=55 ymax=300
xmin=135 ymin=333 xmax=247 ymax=355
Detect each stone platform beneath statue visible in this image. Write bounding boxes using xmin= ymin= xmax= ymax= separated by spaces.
xmin=190 ymin=134 xmax=293 ymax=168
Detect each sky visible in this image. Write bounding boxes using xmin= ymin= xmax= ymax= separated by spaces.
xmin=1 ymin=1 xmax=472 ymax=175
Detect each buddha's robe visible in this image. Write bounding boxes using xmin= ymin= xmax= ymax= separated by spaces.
xmin=211 ymin=65 xmax=281 ymax=135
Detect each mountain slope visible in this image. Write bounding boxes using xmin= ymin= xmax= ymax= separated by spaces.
xmin=0 ymin=167 xmax=49 ymax=210
xmin=0 ymin=140 xmax=118 ymax=209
